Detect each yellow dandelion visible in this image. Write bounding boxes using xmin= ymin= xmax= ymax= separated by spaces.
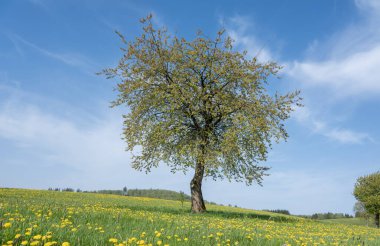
xmin=33 ymin=235 xmax=42 ymax=240
xmin=3 ymin=222 xmax=11 ymax=228
xmin=109 ymin=238 xmax=118 ymax=243
xmin=137 ymin=240 xmax=145 ymax=245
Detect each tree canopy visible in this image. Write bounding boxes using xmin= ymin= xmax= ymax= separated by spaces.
xmin=354 ymin=171 xmax=380 ymax=227
xmin=102 ymin=14 xmax=301 ymax=212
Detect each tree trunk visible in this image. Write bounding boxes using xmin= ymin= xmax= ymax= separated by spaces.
xmin=376 ymin=212 xmax=380 ymax=228
xmin=190 ymin=160 xmax=206 ymax=213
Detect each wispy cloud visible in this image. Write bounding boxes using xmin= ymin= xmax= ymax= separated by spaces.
xmin=324 ymin=128 xmax=370 ymax=144
xmin=221 ymin=15 xmax=273 ymax=62
xmin=27 ymin=0 xmax=50 ymax=12
xmin=293 ymin=106 xmax=372 ymax=144
xmin=288 ymin=0 xmax=380 ymax=97
xmin=355 ymin=0 xmax=380 ymax=12
xmin=7 ymin=33 xmax=98 ymax=74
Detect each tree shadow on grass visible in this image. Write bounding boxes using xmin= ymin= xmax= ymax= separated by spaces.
xmin=116 ymin=204 xmax=297 ymax=223
xmin=203 ymin=210 xmax=296 ymax=222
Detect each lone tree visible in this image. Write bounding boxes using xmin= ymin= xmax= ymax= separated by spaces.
xmin=354 ymin=171 xmax=380 ymax=228
xmin=102 ymin=15 xmax=301 ymax=213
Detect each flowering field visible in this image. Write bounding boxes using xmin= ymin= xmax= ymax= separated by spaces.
xmin=1 ymin=188 xmax=380 ymax=246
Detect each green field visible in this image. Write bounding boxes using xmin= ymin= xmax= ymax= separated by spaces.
xmin=1 ymin=188 xmax=380 ymax=246
xmin=318 ymin=217 xmax=376 ymax=227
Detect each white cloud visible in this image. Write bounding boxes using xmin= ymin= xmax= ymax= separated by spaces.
xmin=293 ymin=106 xmax=371 ymax=144
xmin=324 ymin=128 xmax=370 ymax=144
xmin=355 ymin=0 xmax=380 ymax=12
xmin=222 ymin=16 xmax=273 ymax=62
xmin=288 ymin=0 xmax=380 ymax=97
xmin=0 ymin=85 xmax=193 ymax=191
xmin=0 ymin=96 xmax=126 ymax=170
xmin=289 ymin=45 xmax=380 ymax=96
xmin=7 ymin=34 xmax=98 ymax=74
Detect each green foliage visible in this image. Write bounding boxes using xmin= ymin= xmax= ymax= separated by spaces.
xmin=179 ymin=191 xmax=186 ymax=207
xmin=96 ymin=189 xmax=125 ymax=196
xmin=101 ymin=14 xmax=301 ymax=186
xmin=263 ymin=209 xmax=291 ymax=215
xmin=62 ymin=188 xmax=74 ymax=192
xmin=354 ymin=172 xmax=380 ymax=215
xmin=354 ymin=201 xmax=371 ymax=220
xmin=127 ymin=188 xmax=191 ymax=201
xmin=310 ymin=212 xmax=353 ymax=220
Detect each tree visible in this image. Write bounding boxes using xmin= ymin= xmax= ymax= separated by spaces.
xmin=102 ymin=14 xmax=301 ymax=213
xmin=354 ymin=201 xmax=371 ymax=226
xmin=354 ymin=171 xmax=380 ymax=228
xmin=179 ymin=191 xmax=185 ymax=208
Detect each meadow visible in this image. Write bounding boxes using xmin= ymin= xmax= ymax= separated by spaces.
xmin=1 ymin=188 xmax=380 ymax=246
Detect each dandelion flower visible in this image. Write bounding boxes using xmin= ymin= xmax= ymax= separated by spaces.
xmin=109 ymin=238 xmax=118 ymax=243
xmin=3 ymin=222 xmax=11 ymax=228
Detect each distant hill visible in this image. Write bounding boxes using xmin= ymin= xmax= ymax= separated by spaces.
xmin=127 ymin=188 xmax=191 ymax=201
xmin=49 ymin=187 xmax=218 ymax=204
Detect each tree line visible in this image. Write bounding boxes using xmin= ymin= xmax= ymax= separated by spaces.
xmin=47 ymin=187 xmax=197 ymax=202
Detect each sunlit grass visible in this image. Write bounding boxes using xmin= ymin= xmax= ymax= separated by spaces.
xmin=318 ymin=217 xmax=376 ymax=227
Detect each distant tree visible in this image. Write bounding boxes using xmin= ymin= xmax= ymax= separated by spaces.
xmin=264 ymin=209 xmax=290 ymax=215
xmin=76 ymin=188 xmax=82 ymax=193
xmin=97 ymin=189 xmax=124 ymax=195
xmin=354 ymin=201 xmax=366 ymax=218
xmin=311 ymin=214 xmax=318 ymax=220
xmin=354 ymin=171 xmax=380 ymax=228
xmin=102 ymin=14 xmax=301 ymax=213
xmin=179 ymin=191 xmax=185 ymax=207
xmin=309 ymin=212 xmax=352 ymax=220
xmin=123 ymin=186 xmax=128 ymax=195
xmin=354 ymin=201 xmax=371 ymax=226
xmin=62 ymin=188 xmax=74 ymax=192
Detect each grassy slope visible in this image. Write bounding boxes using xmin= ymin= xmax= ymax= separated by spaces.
xmin=1 ymin=188 xmax=380 ymax=246
xmin=318 ymin=217 xmax=376 ymax=227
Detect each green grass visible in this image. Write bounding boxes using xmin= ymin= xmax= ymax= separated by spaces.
xmin=1 ymin=188 xmax=380 ymax=246
xmin=318 ymin=217 xmax=376 ymax=227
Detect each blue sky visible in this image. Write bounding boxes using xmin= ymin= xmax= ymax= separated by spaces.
xmin=1 ymin=0 xmax=379 ymax=215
